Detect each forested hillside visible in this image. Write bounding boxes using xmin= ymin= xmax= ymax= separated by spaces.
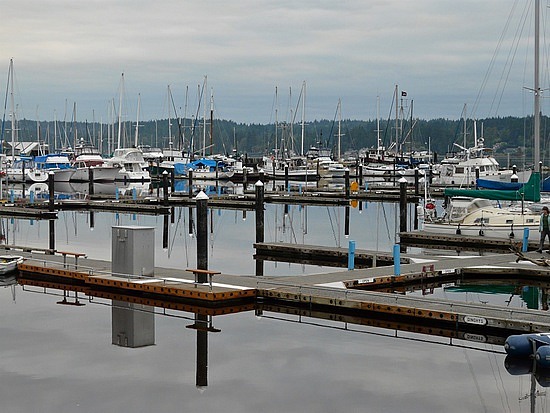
xmin=6 ymin=115 xmax=548 ymax=167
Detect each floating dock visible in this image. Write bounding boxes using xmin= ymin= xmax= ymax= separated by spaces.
xmin=11 ymin=243 xmax=550 ymax=338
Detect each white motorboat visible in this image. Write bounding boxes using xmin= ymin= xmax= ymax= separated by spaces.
xmin=105 ymin=148 xmax=151 ymax=182
xmin=422 ymin=196 xmax=540 ymax=241
xmin=0 ymin=255 xmax=24 ymax=275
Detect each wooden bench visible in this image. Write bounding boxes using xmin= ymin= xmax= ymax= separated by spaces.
xmin=186 ymin=268 xmax=221 ymax=291
xmin=57 ymin=251 xmax=87 ymax=269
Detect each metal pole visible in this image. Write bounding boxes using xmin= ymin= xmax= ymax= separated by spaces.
xmin=162 ymin=171 xmax=169 ymax=206
xmin=196 ymin=191 xmax=209 ymax=279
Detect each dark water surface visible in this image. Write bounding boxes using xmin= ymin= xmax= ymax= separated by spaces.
xmin=0 ymin=203 xmax=546 ymax=412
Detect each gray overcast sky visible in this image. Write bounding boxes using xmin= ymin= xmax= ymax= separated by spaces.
xmin=0 ymin=0 xmax=546 ymax=124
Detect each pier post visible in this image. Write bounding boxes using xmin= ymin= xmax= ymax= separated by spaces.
xmin=259 ymin=169 xmax=265 ymax=184
xmin=255 ymin=180 xmax=265 ymax=276
xmin=345 ymin=168 xmax=350 ymax=199
xmin=358 ymin=164 xmax=363 ymax=187
xmin=88 ymin=168 xmax=94 ymax=195
xmin=348 ymin=240 xmax=355 ymax=270
xmin=30 ymin=190 xmax=34 ymax=204
xmin=243 ymin=167 xmax=248 ymax=191
xmin=188 ymin=170 xmax=194 ymax=199
xmin=162 ymin=171 xmax=169 ymax=206
xmin=196 ymin=191 xmax=209 ymax=281
xmin=255 ymin=181 xmax=264 ymax=244
xmin=163 ymin=214 xmax=169 ymax=250
xmin=89 ymin=211 xmax=94 ymax=229
xmin=475 ymin=167 xmax=479 ymax=188
xmin=48 ymin=172 xmax=55 ymax=212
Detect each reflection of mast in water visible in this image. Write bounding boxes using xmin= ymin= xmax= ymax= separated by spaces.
xmin=505 ymin=355 xmax=549 ymax=413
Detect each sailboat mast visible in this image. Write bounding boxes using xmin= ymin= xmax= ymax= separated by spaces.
xmin=301 ymin=81 xmax=306 ymax=157
xmin=534 ymin=0 xmax=541 ymax=167
xmin=337 ymin=98 xmax=342 ymax=160
xmin=9 ymin=59 xmax=15 ymax=164
xmin=117 ymin=73 xmax=124 ymax=150
xmin=134 ymin=93 xmax=141 ymax=148
xmin=210 ymin=89 xmax=214 ymax=156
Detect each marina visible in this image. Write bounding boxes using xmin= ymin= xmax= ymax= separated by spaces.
xmin=3 ymin=2 xmax=550 ymax=410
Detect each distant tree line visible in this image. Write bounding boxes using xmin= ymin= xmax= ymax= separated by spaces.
xmin=4 ymin=115 xmax=549 ymax=167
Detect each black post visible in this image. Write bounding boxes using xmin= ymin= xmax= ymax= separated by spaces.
xmin=48 ymin=172 xmax=55 ymax=212
xmin=255 ymin=179 xmax=265 ymax=275
xmin=162 ymin=171 xmax=169 ymax=206
xmin=88 ymin=168 xmax=94 ymax=195
xmin=345 ymin=168 xmax=350 ymax=199
xmin=90 ymin=211 xmax=95 ymax=230
xmin=243 ymin=167 xmax=248 ymax=192
xmin=163 ymin=214 xmax=169 ymax=250
xmin=49 ymin=219 xmax=55 ymax=252
xmin=345 ymin=205 xmax=350 ymax=237
xmin=196 ymin=313 xmax=208 ymax=388
xmin=188 ymin=169 xmax=194 ymax=199
xmin=255 ymin=180 xmax=265 ymax=244
xmin=399 ymin=177 xmax=407 ymax=252
xmin=358 ymin=164 xmax=363 ymax=187
xmin=475 ymin=167 xmax=480 ymax=189
xmin=196 ymin=191 xmax=209 ymax=280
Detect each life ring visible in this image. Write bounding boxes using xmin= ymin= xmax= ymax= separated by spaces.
xmin=425 ymin=202 xmax=435 ymax=210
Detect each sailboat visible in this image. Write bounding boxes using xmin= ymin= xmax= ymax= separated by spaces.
xmin=103 ymin=74 xmax=150 ymax=182
xmin=422 ymin=0 xmax=543 ymax=241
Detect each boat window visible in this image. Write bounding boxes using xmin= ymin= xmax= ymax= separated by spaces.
xmin=455 ymin=167 xmax=464 ymax=174
xmin=473 ymin=218 xmax=489 ymax=224
xmin=527 ymin=219 xmax=534 ymax=223
xmin=505 ymin=220 xmax=513 ymax=224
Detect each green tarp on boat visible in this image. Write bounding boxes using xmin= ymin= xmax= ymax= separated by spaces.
xmin=444 ymin=172 xmax=540 ymax=202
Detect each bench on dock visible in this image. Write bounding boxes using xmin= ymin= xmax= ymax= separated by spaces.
xmin=57 ymin=250 xmax=87 ymax=269
xmin=186 ymin=268 xmax=221 ymax=291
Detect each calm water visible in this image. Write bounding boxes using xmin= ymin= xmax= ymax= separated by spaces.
xmin=0 ymin=199 xmax=547 ymax=412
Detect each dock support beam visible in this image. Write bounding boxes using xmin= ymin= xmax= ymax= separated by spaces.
xmin=196 ymin=191 xmax=209 ymax=282
xmin=345 ymin=169 xmax=350 ymax=199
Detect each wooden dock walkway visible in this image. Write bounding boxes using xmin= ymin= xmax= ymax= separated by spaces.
xmin=11 ymin=244 xmax=550 ymax=338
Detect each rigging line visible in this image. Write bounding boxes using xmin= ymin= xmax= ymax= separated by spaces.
xmin=464 ymin=349 xmax=489 ymax=413
xmin=487 ymin=348 xmax=512 ymax=413
xmin=472 ymin=0 xmax=521 ymax=117
xmin=325 ymin=206 xmax=338 ymax=245
xmin=381 ymin=202 xmax=393 ymax=245
xmin=492 ymin=1 xmax=530 ymax=116
xmin=168 ymin=208 xmax=183 ymax=254
xmin=285 ymin=207 xmax=298 ymax=244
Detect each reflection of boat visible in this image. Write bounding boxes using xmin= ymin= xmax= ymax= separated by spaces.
xmin=0 ymin=255 xmax=24 ymax=275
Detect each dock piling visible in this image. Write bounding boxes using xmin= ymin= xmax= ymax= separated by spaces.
xmin=196 ymin=191 xmax=209 ymax=282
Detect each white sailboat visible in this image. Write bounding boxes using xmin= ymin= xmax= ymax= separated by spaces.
xmin=422 ymin=0 xmax=543 ymax=242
